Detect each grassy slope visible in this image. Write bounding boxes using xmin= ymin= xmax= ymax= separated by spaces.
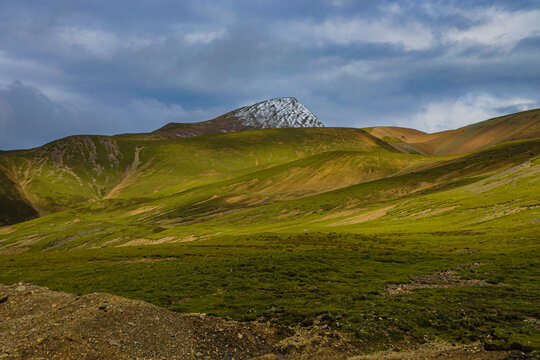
xmin=0 ymin=128 xmax=393 ymax=224
xmin=0 ymin=127 xmax=424 ymax=248
xmin=0 ymin=125 xmax=538 ymax=352
xmin=158 ymin=138 xmax=539 ymax=238
xmin=0 ymin=135 xmax=139 ymax=220
xmin=110 ymin=127 xmax=399 ymax=199
xmin=0 ymin=137 xmax=538 ymax=251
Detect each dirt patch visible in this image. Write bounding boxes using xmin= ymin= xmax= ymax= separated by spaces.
xmin=277 ymin=210 xmax=303 ymax=219
xmin=0 ymin=234 xmax=46 ymax=251
xmin=175 ymin=234 xmax=200 ymax=243
xmin=117 ymin=235 xmax=201 ymax=247
xmin=349 ymin=340 xmax=511 ymax=359
xmin=192 ymin=195 xmax=220 ymax=206
xmin=115 ymin=257 xmax=179 ymax=264
xmin=126 ymin=205 xmax=162 ymax=216
xmin=0 ymin=246 xmax=30 ymax=255
xmin=117 ymin=237 xmax=176 ymax=247
xmin=314 ymin=209 xmax=363 ymax=222
xmin=89 ymin=237 xmax=129 ymax=249
xmin=479 ymin=204 xmax=540 ymax=222
xmin=104 ymin=146 xmax=146 ymax=199
xmin=330 ymin=205 xmax=396 ymax=226
xmin=224 ymin=194 xmax=266 ymax=206
xmin=0 ymin=227 xmax=16 ymax=235
xmin=385 ymin=263 xmax=500 ymax=295
xmin=398 ymin=206 xmax=459 ymax=219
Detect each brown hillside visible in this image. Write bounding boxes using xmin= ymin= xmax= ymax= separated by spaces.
xmin=368 ymin=108 xmax=540 ymax=155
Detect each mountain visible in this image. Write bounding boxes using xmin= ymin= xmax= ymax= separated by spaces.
xmin=0 ymin=104 xmax=539 ymax=356
xmin=153 ymin=97 xmax=324 ymax=139
xmin=367 ymin=108 xmax=540 ymax=155
xmin=0 ymin=105 xmax=538 ymax=237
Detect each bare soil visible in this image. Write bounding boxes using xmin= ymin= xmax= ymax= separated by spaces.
xmin=0 ymin=283 xmax=519 ymax=360
xmin=385 ymin=263 xmax=499 ymax=295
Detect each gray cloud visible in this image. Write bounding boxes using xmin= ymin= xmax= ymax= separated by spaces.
xmin=0 ymin=80 xmax=224 ymax=150
xmin=0 ymin=1 xmax=539 ymax=149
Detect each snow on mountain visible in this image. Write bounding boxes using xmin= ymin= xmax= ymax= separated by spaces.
xmin=233 ymin=97 xmax=324 ymax=128
xmin=153 ymin=97 xmax=323 ymax=139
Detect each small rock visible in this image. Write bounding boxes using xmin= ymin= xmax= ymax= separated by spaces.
xmin=237 ymin=333 xmax=243 ymax=339
xmin=37 ymin=338 xmax=44 ymax=343
xmin=16 ymin=285 xmax=27 ymax=292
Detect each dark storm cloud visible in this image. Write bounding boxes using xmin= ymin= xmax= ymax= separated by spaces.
xmin=0 ymin=0 xmax=539 ymax=149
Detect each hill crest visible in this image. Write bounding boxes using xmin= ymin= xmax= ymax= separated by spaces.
xmin=154 ymin=97 xmax=323 ymax=139
xmin=367 ymin=108 xmax=540 ymax=155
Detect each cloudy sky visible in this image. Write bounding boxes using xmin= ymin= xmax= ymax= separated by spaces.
xmin=1 ymin=0 xmax=539 ymax=149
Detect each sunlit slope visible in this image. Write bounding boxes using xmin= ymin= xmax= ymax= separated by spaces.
xmin=110 ymin=150 xmax=427 ymax=226
xmin=108 ymin=127 xmax=399 ymax=199
xmin=364 ymin=126 xmax=427 ymax=154
xmin=1 ymin=137 xmax=537 ymax=251
xmin=368 ymin=108 xmax=540 ymax=155
xmin=0 ymin=128 xmax=398 ymax=227
xmin=146 ymin=138 xmax=540 ymax=238
xmin=0 ymin=148 xmax=423 ymax=251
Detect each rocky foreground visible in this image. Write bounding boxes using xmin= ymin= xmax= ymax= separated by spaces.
xmin=0 ymin=283 xmax=528 ymax=359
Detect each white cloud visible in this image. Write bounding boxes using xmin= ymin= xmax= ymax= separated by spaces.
xmin=447 ymin=8 xmax=540 ymax=49
xmin=287 ymin=17 xmax=434 ymax=51
xmin=407 ymin=94 xmax=537 ymax=133
xmin=183 ymin=30 xmax=225 ymax=45
xmin=55 ymin=27 xmax=157 ymax=59
xmin=56 ymin=28 xmax=121 ymax=59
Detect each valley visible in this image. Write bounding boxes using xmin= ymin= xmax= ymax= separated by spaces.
xmin=0 ymin=99 xmax=539 ymax=359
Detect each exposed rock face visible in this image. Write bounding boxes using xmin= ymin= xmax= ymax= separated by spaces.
xmin=153 ymin=97 xmax=323 ymax=139
xmin=232 ymin=97 xmax=323 ymax=129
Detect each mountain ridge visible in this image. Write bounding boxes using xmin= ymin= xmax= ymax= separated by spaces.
xmin=0 ymin=103 xmax=538 ymax=232
xmin=153 ymin=97 xmax=323 ymax=139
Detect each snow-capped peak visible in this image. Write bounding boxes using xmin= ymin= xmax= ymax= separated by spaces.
xmin=232 ymin=97 xmax=324 ymax=128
